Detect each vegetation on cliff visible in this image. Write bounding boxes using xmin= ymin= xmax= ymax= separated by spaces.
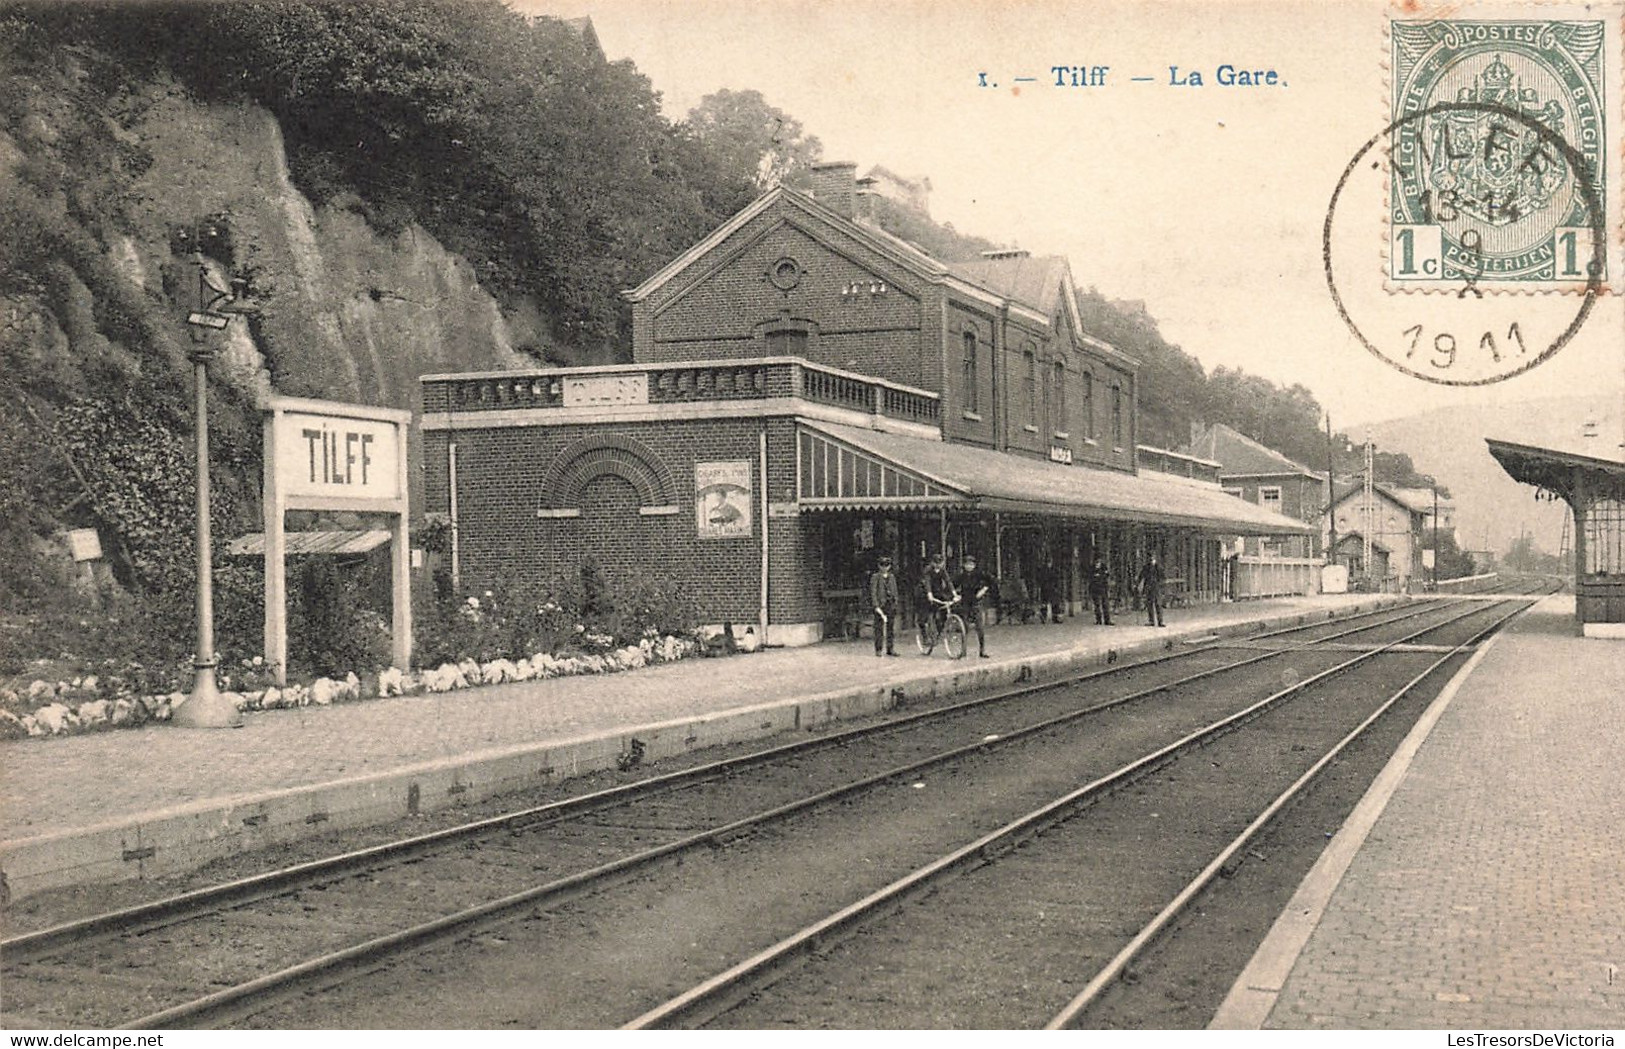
xmin=0 ymin=0 xmax=1438 ymax=684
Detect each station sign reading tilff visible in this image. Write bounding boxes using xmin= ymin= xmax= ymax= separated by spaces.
xmin=273 ymin=407 xmax=404 ymax=502
xmin=261 ymin=397 xmax=412 ymax=686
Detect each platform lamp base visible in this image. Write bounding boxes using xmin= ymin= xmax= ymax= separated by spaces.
xmin=172 ymin=660 xmax=243 ymax=729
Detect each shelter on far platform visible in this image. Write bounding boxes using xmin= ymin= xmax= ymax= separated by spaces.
xmin=1488 ymin=428 xmax=1625 ymax=639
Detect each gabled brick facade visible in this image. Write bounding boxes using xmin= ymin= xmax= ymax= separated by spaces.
xmin=624 ymin=179 xmax=1139 ymax=474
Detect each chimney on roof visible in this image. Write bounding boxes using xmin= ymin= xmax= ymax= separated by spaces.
xmin=811 ymin=161 xmax=858 ymax=219
xmin=980 ymin=249 xmax=1031 ymax=260
xmin=854 ymin=176 xmax=878 ymax=225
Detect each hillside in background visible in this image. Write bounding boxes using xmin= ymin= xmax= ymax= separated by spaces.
xmin=1 ymin=0 xmax=1448 ymax=643
xmin=1366 ymin=394 xmax=1624 ymax=557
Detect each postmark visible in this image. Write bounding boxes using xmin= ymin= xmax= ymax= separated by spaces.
xmin=1329 ymin=98 xmax=1605 ymax=385
xmin=1388 ymin=17 xmax=1611 ymax=291
xmin=1323 ymin=2 xmax=1621 ymax=387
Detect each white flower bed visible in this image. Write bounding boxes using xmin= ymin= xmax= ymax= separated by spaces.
xmin=0 ymin=633 xmax=700 ymax=741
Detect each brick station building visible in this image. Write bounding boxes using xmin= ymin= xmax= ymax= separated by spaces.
xmin=420 ymin=164 xmax=1309 ymax=644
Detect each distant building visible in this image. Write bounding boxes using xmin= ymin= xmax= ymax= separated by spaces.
xmin=532 ymin=13 xmax=605 ymax=61
xmin=860 ymin=165 xmax=932 ymax=216
xmin=1326 ymin=482 xmax=1429 ymax=591
xmin=1386 ymin=486 xmax=1457 ymax=546
xmin=1186 ymin=422 xmax=1326 ymax=597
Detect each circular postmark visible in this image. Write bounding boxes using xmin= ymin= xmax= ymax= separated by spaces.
xmin=1324 ymin=100 xmax=1605 ymax=386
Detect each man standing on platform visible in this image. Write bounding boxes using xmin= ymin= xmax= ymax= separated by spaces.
xmin=954 ymin=553 xmax=992 ymax=658
xmin=1140 ymin=552 xmax=1166 ymax=627
xmin=870 ymin=555 xmax=900 ymax=657
xmin=1089 ymin=553 xmax=1113 ymax=625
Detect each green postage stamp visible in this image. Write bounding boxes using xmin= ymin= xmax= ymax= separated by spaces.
xmin=1389 ymin=8 xmax=1621 ymax=292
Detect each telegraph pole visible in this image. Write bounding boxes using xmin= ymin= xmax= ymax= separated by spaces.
xmin=1325 ymin=413 xmax=1336 ymax=562
xmin=1432 ymin=482 xmax=1439 ymax=590
xmin=1363 ymin=431 xmax=1374 ymax=588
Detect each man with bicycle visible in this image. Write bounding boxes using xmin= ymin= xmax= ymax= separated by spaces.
xmin=921 ymin=551 xmax=958 ymax=649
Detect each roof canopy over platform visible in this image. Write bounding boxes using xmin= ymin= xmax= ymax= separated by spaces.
xmin=1485 ymin=438 xmax=1625 ymax=505
xmin=1488 ymin=436 xmax=1625 ymax=632
xmin=799 ymin=421 xmax=1313 ymax=535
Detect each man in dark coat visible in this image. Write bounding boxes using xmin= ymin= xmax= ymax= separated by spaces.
xmin=869 ymin=555 xmax=900 ymax=656
xmin=1088 ymin=553 xmax=1113 ymax=625
xmin=954 ymin=553 xmax=992 ymax=658
xmin=1140 ymin=553 xmax=1166 ymax=627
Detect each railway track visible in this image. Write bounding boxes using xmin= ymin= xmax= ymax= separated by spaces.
xmin=638 ymin=591 xmax=1550 ymax=1029
xmin=1 ymin=582 xmax=1553 ymax=1028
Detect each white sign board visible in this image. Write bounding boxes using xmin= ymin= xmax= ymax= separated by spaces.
xmin=263 ymin=397 xmax=412 ymax=684
xmin=696 ymin=460 xmax=752 ymax=539
xmin=274 ymin=411 xmax=404 ymax=502
xmin=66 ymin=528 xmax=102 ymax=562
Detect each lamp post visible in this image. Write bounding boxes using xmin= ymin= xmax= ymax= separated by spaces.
xmin=174 ymin=263 xmax=249 ymax=729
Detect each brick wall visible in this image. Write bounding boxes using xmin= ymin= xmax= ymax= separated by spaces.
xmin=422 ymin=416 xmax=824 ymax=628
xmin=641 ymin=216 xmax=934 ymax=390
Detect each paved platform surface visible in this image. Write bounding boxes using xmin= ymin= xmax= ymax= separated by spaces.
xmin=1 ymin=593 xmax=1390 ymax=899
xmin=1215 ymin=595 xmax=1625 ymax=1030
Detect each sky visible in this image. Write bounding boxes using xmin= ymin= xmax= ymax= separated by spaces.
xmin=516 ymin=0 xmax=1624 ymax=435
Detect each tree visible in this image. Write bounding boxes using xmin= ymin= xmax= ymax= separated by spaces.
xmin=684 ymin=89 xmax=823 ymax=191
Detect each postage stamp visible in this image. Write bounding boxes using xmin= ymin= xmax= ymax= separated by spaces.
xmin=1387 ymin=11 xmax=1619 ymax=292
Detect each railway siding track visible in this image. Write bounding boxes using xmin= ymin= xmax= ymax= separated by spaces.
xmin=1 ymin=587 xmax=1551 ymax=1029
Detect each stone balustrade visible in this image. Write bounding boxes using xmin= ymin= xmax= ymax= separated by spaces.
xmin=423 ymin=358 xmax=940 ymax=427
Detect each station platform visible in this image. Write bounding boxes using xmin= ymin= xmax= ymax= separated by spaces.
xmin=1214 ymin=594 xmax=1625 ymax=1030
xmin=0 ymin=593 xmax=1395 ymax=902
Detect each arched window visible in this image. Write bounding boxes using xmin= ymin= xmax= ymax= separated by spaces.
xmin=962 ymin=329 xmax=979 ymax=414
xmin=1081 ymin=371 xmax=1094 ymax=439
xmin=1024 ymin=348 xmax=1038 ymax=429
xmin=1052 ymin=360 xmax=1066 ymax=435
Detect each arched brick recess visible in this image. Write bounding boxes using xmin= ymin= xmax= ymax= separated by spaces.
xmin=539 ymin=435 xmax=679 ymax=510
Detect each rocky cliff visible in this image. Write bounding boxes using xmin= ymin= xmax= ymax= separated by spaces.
xmin=1 ymin=42 xmax=554 ymax=602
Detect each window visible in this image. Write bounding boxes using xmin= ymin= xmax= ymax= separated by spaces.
xmin=1024 ymin=348 xmax=1038 ymax=430
xmin=961 ymin=330 xmax=979 ymax=414
xmin=764 ymin=329 xmax=808 ymax=356
xmin=1081 ymin=372 xmax=1094 ymax=440
xmin=1112 ymin=385 xmax=1123 ymax=447
xmin=1223 ymin=487 xmax=1244 ymax=499
xmin=1584 ymin=498 xmax=1623 ymax=575
xmin=1052 ymin=361 xmax=1066 ymax=435
xmin=1260 ymin=486 xmax=1283 ymax=514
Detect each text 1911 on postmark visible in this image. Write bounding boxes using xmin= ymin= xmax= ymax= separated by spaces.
xmin=1389 ymin=17 xmax=1610 ymax=291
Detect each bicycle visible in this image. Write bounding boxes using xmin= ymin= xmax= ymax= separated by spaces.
xmin=916 ymin=594 xmax=968 ymax=659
